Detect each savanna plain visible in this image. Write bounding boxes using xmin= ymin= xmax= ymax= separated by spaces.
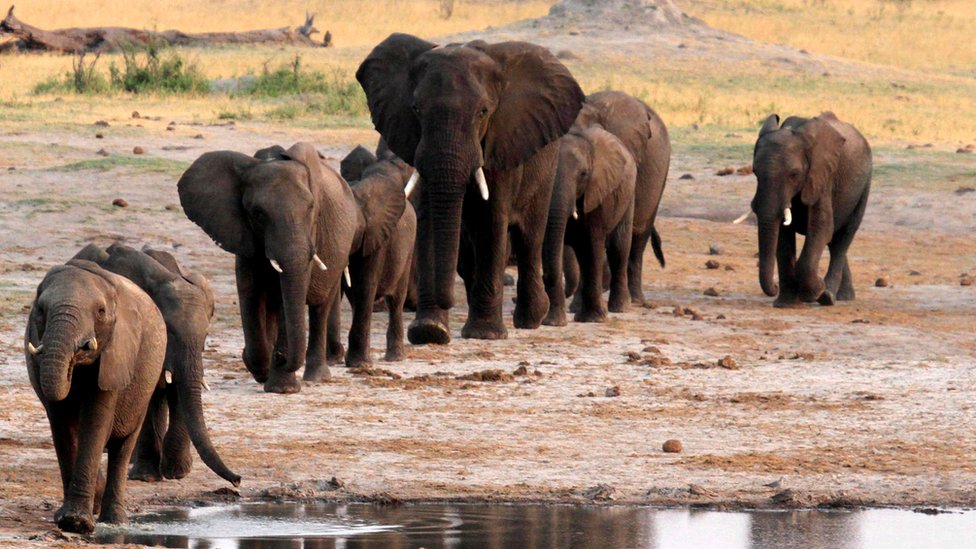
xmin=0 ymin=0 xmax=975 ymax=545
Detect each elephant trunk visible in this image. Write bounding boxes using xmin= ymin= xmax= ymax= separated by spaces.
xmin=175 ymin=362 xmax=241 ymax=486
xmin=278 ymin=266 xmax=310 ymax=373
xmin=543 ymin=180 xmax=572 ymax=293
xmin=757 ymin=219 xmax=780 ymax=297
xmin=39 ymin=317 xmax=77 ymax=402
xmin=423 ymin=163 xmax=469 ymax=311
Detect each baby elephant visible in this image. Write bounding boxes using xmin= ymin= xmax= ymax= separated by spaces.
xmin=747 ymin=112 xmax=872 ymax=307
xmin=72 ymin=243 xmax=240 ymax=487
xmin=25 ymin=259 xmax=166 ymax=533
xmin=343 ymin=156 xmax=417 ymax=367
xmin=543 ymin=126 xmax=637 ymax=324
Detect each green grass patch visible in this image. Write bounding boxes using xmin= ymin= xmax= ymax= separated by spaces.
xmin=52 ymin=156 xmax=189 ymax=175
xmin=240 ymin=56 xmax=367 ymax=117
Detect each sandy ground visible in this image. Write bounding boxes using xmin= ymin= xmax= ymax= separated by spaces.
xmin=1 ymin=6 xmax=976 ymax=545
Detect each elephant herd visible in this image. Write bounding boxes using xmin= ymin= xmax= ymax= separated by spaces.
xmin=21 ymin=33 xmax=872 ymax=533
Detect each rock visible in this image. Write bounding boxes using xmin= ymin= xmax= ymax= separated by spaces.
xmin=724 ymin=265 xmax=735 ymax=271
xmin=94 ymin=120 xmax=109 ymax=127
xmin=956 ymin=145 xmax=974 ymax=154
xmin=166 ymin=125 xmax=175 ymax=131
xmin=555 ymin=49 xmax=580 ymax=60
xmin=678 ymin=173 xmax=694 ymax=180
xmin=133 ymin=146 xmax=145 ymax=155
xmin=955 ymin=186 xmax=975 ymax=195
xmin=164 ymin=203 xmax=179 ymax=211
xmin=909 ymin=270 xmax=921 ymax=276
xmin=456 ymin=369 xmax=513 ymax=382
xmin=735 ymin=165 xmax=753 ymax=175
xmin=112 ymin=198 xmax=128 ymax=208
xmin=96 ymin=148 xmax=109 ymax=157
xmin=689 ymin=484 xmax=717 ymax=497
xmin=579 ymin=484 xmax=617 ymax=502
xmin=512 ymin=365 xmax=529 ymax=376
xmin=705 ymin=259 xmax=720 ymax=269
xmin=708 ymin=243 xmax=723 ymax=255
xmin=194 ymin=133 xmax=205 ymax=139
xmin=961 ymin=275 xmax=974 ymax=287
xmin=717 ymin=355 xmax=738 ymax=369
xmin=703 ymin=287 xmax=719 ymax=297
xmin=131 ymin=111 xmax=140 ymax=119
xmin=683 ymin=307 xmax=704 ymax=321
xmin=874 ymin=277 xmax=890 ymax=288
xmin=662 ymin=439 xmax=683 ymax=453
xmin=95 ymin=132 xmax=104 ymax=139
xmin=672 ymin=306 xmax=684 ymax=317
xmin=716 ymin=166 xmax=734 ymax=176
xmin=624 ymin=351 xmax=642 ymax=363
xmin=715 ymin=314 xmax=726 ymax=320
xmin=605 ymin=385 xmax=621 ymax=397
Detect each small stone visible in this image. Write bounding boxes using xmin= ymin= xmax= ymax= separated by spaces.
xmin=164 ymin=203 xmax=179 ymax=211
xmin=672 ymin=306 xmax=684 ymax=317
xmin=684 ymin=307 xmax=704 ymax=320
xmin=708 ymin=244 xmax=723 ymax=255
xmin=96 ymin=148 xmax=109 ymax=157
xmin=95 ymin=132 xmax=104 ymax=139
xmin=703 ymin=287 xmax=719 ymax=297
xmin=166 ymin=125 xmax=175 ymax=131
xmin=961 ymin=276 xmax=974 ymax=287
xmin=194 ymin=133 xmax=205 ymax=139
xmin=715 ymin=314 xmax=726 ymax=320
xmin=724 ymin=265 xmax=735 ymax=271
xmin=875 ymin=277 xmax=890 ymax=288
xmin=131 ymin=111 xmax=140 ymax=119
xmin=678 ymin=173 xmax=694 ymax=180
xmin=133 ymin=146 xmax=145 ymax=155
xmin=705 ymin=259 xmax=720 ymax=269
xmin=955 ymin=186 xmax=975 ymax=195
xmin=662 ymin=439 xmax=683 ymax=453
xmin=512 ymin=365 xmax=528 ymax=376
xmin=605 ymin=386 xmax=621 ymax=397
xmin=956 ymin=145 xmax=974 ymax=154
xmin=716 ymin=167 xmax=734 ymax=176
xmin=717 ymin=355 xmax=738 ymax=370
xmin=908 ymin=270 xmax=921 ymax=276
xmin=735 ymin=165 xmax=753 ymax=175
xmin=94 ymin=120 xmax=109 ymax=127
xmin=112 ymin=198 xmax=128 ymax=208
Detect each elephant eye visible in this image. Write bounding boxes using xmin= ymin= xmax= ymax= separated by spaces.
xmin=411 ymin=104 xmax=420 ymax=116
xmin=479 ymin=107 xmax=488 ymax=118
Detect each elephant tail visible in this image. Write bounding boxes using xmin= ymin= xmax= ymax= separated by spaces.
xmin=650 ymin=226 xmax=665 ymax=268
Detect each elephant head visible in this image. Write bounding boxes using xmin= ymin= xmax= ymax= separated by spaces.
xmin=27 ymin=260 xmax=142 ymax=402
xmin=356 ymin=33 xmax=584 ymax=309
xmin=558 ymin=126 xmax=637 ymax=218
xmin=751 ymin=113 xmax=846 ymax=296
xmin=341 ymin=145 xmax=378 ymax=183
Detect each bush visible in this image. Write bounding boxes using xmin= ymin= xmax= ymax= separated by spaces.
xmin=109 ymin=40 xmax=209 ymax=94
xmin=242 ymin=56 xmax=367 ymax=116
xmin=33 ymin=52 xmax=111 ymax=95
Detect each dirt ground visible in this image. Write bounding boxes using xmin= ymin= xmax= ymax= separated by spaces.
xmin=1 ymin=3 xmax=975 ymax=546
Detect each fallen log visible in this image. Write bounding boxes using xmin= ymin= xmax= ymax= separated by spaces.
xmin=0 ymin=6 xmax=330 ymax=53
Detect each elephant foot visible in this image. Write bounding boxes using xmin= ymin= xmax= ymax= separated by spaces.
xmin=264 ymin=371 xmax=302 ymax=394
xmin=568 ymin=295 xmax=582 ymax=314
xmin=161 ymin=453 xmax=193 ymax=480
xmin=837 ymin=286 xmax=855 ymax=301
xmin=574 ymin=308 xmax=608 ymax=323
xmin=98 ymin=503 xmax=128 ymax=525
xmin=303 ymin=362 xmax=332 ymax=382
xmin=461 ymin=317 xmax=508 ymax=340
xmin=372 ymin=299 xmax=389 ymax=313
xmin=408 ymin=318 xmax=451 ymax=345
xmin=607 ymin=293 xmax=630 ymax=313
xmin=56 ymin=507 xmax=95 ymax=534
xmin=326 ymin=343 xmax=346 ymax=365
xmin=772 ymin=296 xmax=803 ymax=308
xmin=384 ymin=347 xmax=405 ymax=362
xmin=344 ymin=353 xmax=372 ymax=369
xmin=513 ymin=294 xmax=549 ymax=330
xmin=543 ymin=308 xmax=567 ymax=327
xmin=817 ymin=290 xmax=836 ymax=306
xmin=629 ymin=288 xmax=646 ymax=308
xmin=127 ymin=461 xmax=163 ymax=482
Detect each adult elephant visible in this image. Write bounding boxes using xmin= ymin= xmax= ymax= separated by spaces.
xmin=573 ymin=91 xmax=670 ymax=306
xmin=72 ymin=244 xmax=240 ymax=486
xmin=749 ymin=112 xmax=872 ymax=306
xmin=357 ymin=33 xmax=585 ymax=344
xmin=179 ymin=142 xmax=358 ymax=393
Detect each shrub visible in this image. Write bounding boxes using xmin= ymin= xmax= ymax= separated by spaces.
xmin=109 ymin=40 xmax=209 ymax=94
xmin=33 ymin=52 xmax=111 ymax=94
xmin=242 ymin=56 xmax=367 ymax=116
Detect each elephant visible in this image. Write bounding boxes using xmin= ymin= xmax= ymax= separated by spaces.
xmin=25 ymin=259 xmax=166 ymax=533
xmin=341 ymin=144 xmax=378 ymax=183
xmin=543 ymin=126 xmax=637 ymax=324
xmin=179 ymin=142 xmax=358 ymax=393
xmin=357 ymin=33 xmax=585 ymax=344
xmin=573 ymin=91 xmax=670 ymax=306
xmin=343 ymin=157 xmax=417 ymax=367
xmin=748 ymin=112 xmax=872 ymax=306
xmin=71 ymin=243 xmax=240 ymax=487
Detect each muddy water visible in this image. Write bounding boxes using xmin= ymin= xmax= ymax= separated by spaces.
xmin=94 ymin=503 xmax=974 ymax=548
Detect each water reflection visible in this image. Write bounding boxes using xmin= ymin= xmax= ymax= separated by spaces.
xmin=94 ymin=502 xmax=975 ymax=549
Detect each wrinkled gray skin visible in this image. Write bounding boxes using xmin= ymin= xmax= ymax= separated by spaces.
xmin=343 ymin=157 xmax=417 ymax=366
xmin=751 ymin=112 xmax=872 ymax=307
xmin=179 ymin=142 xmax=358 ymax=393
xmin=543 ymin=126 xmax=637 ymax=324
xmin=357 ymin=33 xmax=584 ymax=344
xmin=572 ymin=91 xmax=670 ymax=305
xmin=26 ymin=259 xmax=166 ymax=533
xmin=72 ymin=244 xmax=240 ymax=487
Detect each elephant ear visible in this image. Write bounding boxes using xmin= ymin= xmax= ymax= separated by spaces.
xmin=579 ymin=92 xmax=653 ymax=162
xmin=178 ymin=151 xmax=260 ymax=256
xmin=280 ymin=142 xmax=326 ymax=188
xmin=72 ymin=243 xmax=109 ymax=264
xmin=582 ymin=128 xmax=637 ymax=214
xmin=341 ymin=145 xmax=378 ymax=182
xmin=141 ymin=247 xmax=184 ymax=277
xmin=758 ymin=114 xmax=780 ymax=139
xmin=472 ymin=41 xmax=585 ymax=171
xmin=352 ymin=161 xmax=407 ymax=256
xmin=798 ymin=116 xmax=846 ymax=206
xmin=356 ymin=33 xmax=437 ymax=165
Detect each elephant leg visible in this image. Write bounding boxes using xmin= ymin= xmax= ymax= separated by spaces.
xmin=264 ymin=300 xmax=302 ymax=393
xmin=543 ymin=229 xmax=569 ymax=328
xmin=512 ymin=224 xmax=550 ymax=330
xmin=326 ymin=283 xmax=345 ymax=364
xmin=828 ymin=192 xmax=867 ymax=302
xmin=409 ymin=196 xmax=452 ymax=345
xmin=237 ymin=258 xmax=276 ymax=384
xmin=128 ymin=389 xmax=166 ymax=482
xmin=574 ymin=229 xmax=609 ymax=323
xmin=627 ymin=226 xmax=652 ymax=306
xmin=564 ymin=245 xmax=580 ymax=299
xmin=346 ymin=256 xmax=383 ymax=368
xmin=458 ymin=229 xmax=477 ymax=308
xmin=607 ymin=211 xmax=634 ymax=313
xmin=99 ymin=430 xmax=140 ymax=525
xmin=384 ymin=273 xmax=409 ymax=362
xmin=303 ymin=300 xmax=332 ymax=382
xmin=48 ymin=407 xmax=80 ymax=500
xmin=838 ymin=260 xmax=855 ymax=301
xmin=773 ymin=227 xmax=801 ymax=308
xmin=796 ymin=203 xmax=834 ymax=303
xmin=461 ymin=198 xmax=509 ymax=340
xmin=160 ymin=386 xmax=192 ymax=480
xmin=404 ymin=255 xmax=418 ymax=312
xmin=57 ymin=393 xmax=117 ymax=534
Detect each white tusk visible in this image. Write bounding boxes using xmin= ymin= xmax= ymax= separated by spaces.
xmin=732 ymin=211 xmax=751 ymax=224
xmin=202 ymin=378 xmax=211 ymax=391
xmin=89 ymin=337 xmax=98 ymax=353
xmin=783 ymin=207 xmax=792 ymax=226
xmin=27 ymin=342 xmax=41 ymax=355
xmin=164 ymin=370 xmax=173 ymax=384
xmin=313 ymin=254 xmax=328 ymax=271
xmin=405 ymin=170 xmax=420 ymax=198
xmin=572 ymin=205 xmax=578 ymax=220
xmin=474 ymin=167 xmax=489 ymax=201
xmin=269 ymin=259 xmax=283 ymax=273
xmin=344 ymin=267 xmax=352 ymax=287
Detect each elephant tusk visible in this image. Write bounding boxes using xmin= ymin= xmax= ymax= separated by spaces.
xmin=164 ymin=370 xmax=173 ymax=384
xmin=80 ymin=337 xmax=98 ymax=353
xmin=344 ymin=267 xmax=352 ymax=287
xmin=201 ymin=378 xmax=211 ymax=391
xmin=732 ymin=211 xmax=751 ymax=224
xmin=27 ymin=342 xmax=42 ymax=355
xmin=404 ymin=170 xmax=420 ymax=198
xmin=313 ymin=254 xmax=328 ymax=271
xmin=269 ymin=259 xmax=283 ymax=273
xmin=572 ymin=205 xmax=578 ymax=220
xmin=474 ymin=167 xmax=489 ymax=201
xmin=783 ymin=207 xmax=792 ymax=226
